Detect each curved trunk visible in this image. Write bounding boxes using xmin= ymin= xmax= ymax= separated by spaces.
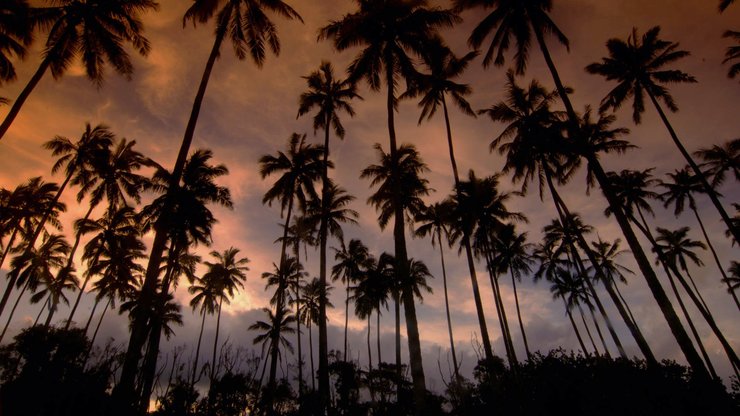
xmin=510 ymin=273 xmax=531 ymax=359
xmin=646 ymin=92 xmax=740 ymax=243
xmin=384 ymin=52 xmax=425 ymax=411
xmin=0 ymin=55 xmax=52 ymax=140
xmin=64 ymin=204 xmax=96 ymax=329
xmin=114 ymin=27 xmax=227 ymax=412
xmin=692 ymin=207 xmax=740 ymax=310
xmin=437 ymin=229 xmax=459 ymax=377
xmin=191 ymin=311 xmax=207 ymax=386
xmin=0 ymin=278 xmax=30 ymax=343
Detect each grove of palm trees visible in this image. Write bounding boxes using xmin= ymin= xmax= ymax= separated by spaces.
xmin=0 ymin=1 xmax=738 ymax=415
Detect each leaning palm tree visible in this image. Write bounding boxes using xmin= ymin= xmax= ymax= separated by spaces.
xmin=0 ymin=234 xmax=69 ymax=343
xmin=586 ymin=26 xmax=739 ymax=243
xmin=116 ymin=2 xmax=302 ymax=406
xmin=332 ymin=238 xmax=372 ymax=361
xmin=0 ymin=0 xmax=33 ymax=85
xmin=654 ymin=228 xmax=711 ymax=315
xmin=0 ymin=0 xmax=159 ymax=140
xmin=201 ymin=248 xmax=248 ymax=381
xmin=32 ymin=263 xmax=78 ymax=328
xmin=414 ymin=201 xmax=460 ymax=378
xmin=660 ymin=168 xmax=740 ymax=310
xmin=320 ymin=2 xmax=458 ymax=407
xmin=694 ymin=138 xmax=740 ymax=190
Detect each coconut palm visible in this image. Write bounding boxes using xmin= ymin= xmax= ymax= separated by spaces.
xmin=655 ymin=228 xmax=710 ymax=313
xmin=332 ymin=238 xmax=372 ymax=361
xmin=414 ymin=201 xmax=460 ymax=377
xmin=31 ymin=263 xmax=78 ymax=328
xmin=0 ymin=234 xmax=69 ymax=343
xmin=724 ymin=31 xmax=740 ymax=79
xmin=299 ymin=277 xmax=331 ymax=391
xmin=352 ymin=272 xmax=379 ymax=371
xmin=188 ymin=275 xmax=216 ymax=386
xmin=660 ymin=168 xmax=740 ymax=310
xmin=249 ymin=306 xmax=296 ymax=388
xmin=65 ymin=137 xmax=149 ymax=329
xmin=549 ymin=266 xmax=601 ymax=356
xmin=0 ymin=0 xmax=33 ymax=85
xmin=0 ymin=0 xmax=158 ymax=140
xmin=694 ymin=138 xmax=740 ymax=189
xmin=586 ymin=26 xmax=739 ymax=243
xmin=320 ymin=2 xmax=458 ymax=406
xmin=725 ymin=262 xmax=740 ymax=292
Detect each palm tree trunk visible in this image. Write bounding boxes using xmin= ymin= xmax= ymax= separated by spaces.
xmin=0 ymin=226 xmax=19 ymax=272
xmin=682 ymin=267 xmax=710 ymax=316
xmin=385 ymin=52 xmax=426 ymax=412
xmin=211 ymin=296 xmax=224 ymax=382
xmin=90 ymin=298 xmax=110 ymax=347
xmin=269 ymin=329 xmax=280 ymax=387
xmin=309 ymin=320 xmax=315 ymax=391
xmin=586 ymin=303 xmax=611 ymax=358
xmin=294 ymin=274 xmax=303 ymax=396
xmin=646 ymin=92 xmax=740 ymax=243
xmin=318 ymin=112 xmax=331 ymax=411
xmin=0 ymin=172 xmax=71 ymax=318
xmin=510 ymin=273 xmax=531 ymax=359
xmin=34 ymin=294 xmax=50 ymax=326
xmin=84 ymin=296 xmax=101 ymax=334
xmin=0 ymin=278 xmax=30 ymax=343
xmin=64 ymin=204 xmax=96 ymax=329
xmin=562 ymin=295 xmax=589 ymax=355
xmin=115 ymin=27 xmax=227 ymax=410
xmin=44 ymin=298 xmax=57 ymax=327
xmin=530 ymin=13 xmax=708 ymax=377
xmin=545 ymin=170 xmax=656 ymax=364
xmin=0 ymin=55 xmax=52 ymax=140
xmin=394 ymin=290 xmax=401 ymax=371
xmin=692 ymin=207 xmax=740 ymax=310
xmin=484 ymin=242 xmax=517 ymax=367
xmin=344 ymin=279 xmax=350 ymax=362
xmin=437 ymin=229 xmax=459 ymax=377
xmin=191 ymin=311 xmax=207 ymax=386
xmin=577 ymin=303 xmax=600 ymax=356
xmin=367 ymin=314 xmax=373 ymax=371
xmin=376 ymin=309 xmax=382 ymax=364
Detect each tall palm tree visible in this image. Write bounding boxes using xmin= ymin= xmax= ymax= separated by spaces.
xmin=116 ymin=2 xmax=302 ymax=405
xmin=320 ymin=2 xmax=458 ymax=408
xmin=659 ymin=168 xmax=740 ymax=310
xmin=489 ymin=224 xmax=534 ymax=359
xmin=360 ymin=141 xmax=432 ymax=404
xmin=0 ymin=234 xmax=69 ymax=343
xmin=332 ymin=238 xmax=372 ymax=361
xmin=586 ymin=26 xmax=739 ymax=243
xmin=188 ymin=275 xmax=216 ymax=386
xmin=723 ymin=31 xmax=740 ymax=79
xmin=414 ymin=201 xmax=460 ymax=377
xmin=299 ymin=277 xmax=330 ymax=391
xmin=654 ymin=228 xmax=711 ymax=316
xmin=0 ymin=0 xmax=158 ymax=140
xmin=32 ymin=262 xmax=78 ymax=328
xmin=0 ymin=0 xmax=33 ymax=85
xmin=459 ymin=0 xmax=704 ymax=374
xmin=249 ymin=307 xmax=296 ymax=388
xmin=352 ymin=272 xmax=379 ymax=371
xmin=694 ymin=138 xmax=740 ymax=190
xmin=65 ymin=137 xmax=149 ymax=329
xmin=549 ymin=266 xmax=601 ymax=356
xmin=297 ymin=61 xmax=360 ymax=386
xmin=202 ymin=248 xmax=248 ymax=382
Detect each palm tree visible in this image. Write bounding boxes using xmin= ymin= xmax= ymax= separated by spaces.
xmin=489 ymin=224 xmax=534 ymax=359
xmin=654 ymin=228 xmax=711 ymax=316
xmin=659 ymin=168 xmax=740 ymax=310
xmin=726 ymin=262 xmax=740 ymax=293
xmin=332 ymin=238 xmax=372 ymax=361
xmin=297 ymin=61 xmax=360 ymax=386
xmin=299 ymin=277 xmax=330 ymax=391
xmin=694 ymin=138 xmax=739 ymax=190
xmin=352 ymin=273 xmax=379 ymax=372
xmin=188 ymin=275 xmax=216 ymax=386
xmin=549 ymin=266 xmax=601 ymax=356
xmin=0 ymin=0 xmax=32 ymax=85
xmin=249 ymin=307 xmax=296 ymax=388
xmin=320 ymin=2 xmax=458 ymax=407
xmin=0 ymin=234 xmax=69 ymax=343
xmin=360 ymin=141 xmax=432 ymax=403
xmin=459 ymin=0 xmax=705 ymax=374
xmin=116 ymin=1 xmax=302 ymax=405
xmin=32 ymin=262 xmax=78 ymax=328
xmin=414 ymin=201 xmax=460 ymax=377
xmin=724 ymin=31 xmax=740 ymax=79
xmin=0 ymin=0 xmax=158 ymax=140
xmin=586 ymin=26 xmax=739 ymax=243
xmin=65 ymin=137 xmax=148 ymax=329
xmin=202 ymin=248 xmax=248 ymax=382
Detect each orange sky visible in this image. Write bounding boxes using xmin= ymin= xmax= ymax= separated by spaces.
xmin=0 ymin=0 xmax=738 ymax=386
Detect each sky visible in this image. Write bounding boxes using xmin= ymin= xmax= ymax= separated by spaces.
xmin=0 ymin=0 xmax=738 ymax=393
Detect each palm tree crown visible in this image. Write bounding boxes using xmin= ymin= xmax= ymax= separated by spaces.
xmin=297 ymin=60 xmax=361 ymax=138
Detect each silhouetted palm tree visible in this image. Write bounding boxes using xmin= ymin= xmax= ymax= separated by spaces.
xmin=0 ymin=0 xmax=158 ymax=140
xmin=655 ymin=228 xmax=710 ymax=314
xmin=249 ymin=306 xmax=296 ymax=389
xmin=0 ymin=234 xmax=69 ymax=343
xmin=299 ymin=277 xmax=330 ymax=391
xmin=414 ymin=201 xmax=460 ymax=377
xmin=660 ymin=168 xmax=740 ymax=310
xmin=724 ymin=31 xmax=740 ymax=79
xmin=320 ymin=2 xmax=458 ymax=407
xmin=188 ymin=274 xmax=215 ymax=386
xmin=726 ymin=262 xmax=740 ymax=293
xmin=0 ymin=0 xmax=32 ymax=84
xmin=332 ymin=238 xmax=372 ymax=361
xmin=586 ymin=26 xmax=739 ymax=243
xmin=694 ymin=138 xmax=739 ymax=189
xmin=549 ymin=266 xmax=601 ymax=356
xmin=202 ymin=248 xmax=248 ymax=381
